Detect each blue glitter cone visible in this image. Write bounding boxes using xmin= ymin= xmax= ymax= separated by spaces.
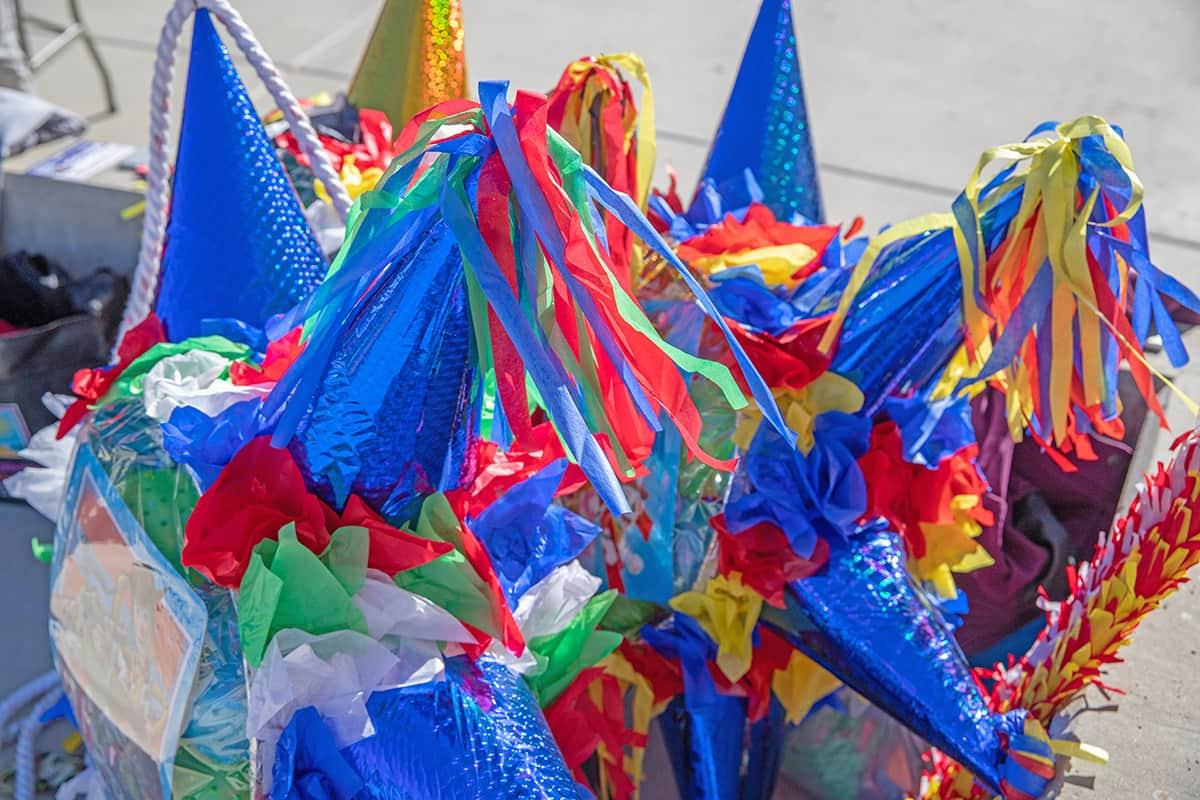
xmin=272 ymin=659 xmax=585 ymax=799
xmin=692 ymin=0 xmax=823 ymax=223
xmin=780 ymin=523 xmax=1026 ymax=794
xmin=657 ymin=693 xmax=748 ymax=800
xmin=154 ymin=10 xmax=328 ymax=341
xmin=284 ymin=216 xmax=475 ymax=519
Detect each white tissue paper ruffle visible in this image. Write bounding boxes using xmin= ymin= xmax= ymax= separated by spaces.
xmin=515 ymin=560 xmax=602 ymax=640
xmin=248 ymin=627 xmax=444 ymax=791
xmin=3 ymin=415 xmax=78 ymax=521
xmin=484 ymin=560 xmax=603 ymax=675
xmin=353 ymin=569 xmax=476 ymax=644
xmin=141 ymin=351 xmax=271 ymax=423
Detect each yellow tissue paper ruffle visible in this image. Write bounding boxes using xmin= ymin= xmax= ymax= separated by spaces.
xmin=670 ymin=572 xmax=763 ymax=683
xmin=772 ymin=651 xmax=840 ymax=724
xmin=912 ymin=494 xmax=995 ymax=598
xmin=688 ymin=243 xmax=818 ymax=286
xmin=733 ymin=372 xmax=864 ymax=454
xmin=315 ymin=155 xmax=384 ymax=205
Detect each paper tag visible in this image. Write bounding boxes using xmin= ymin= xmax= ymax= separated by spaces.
xmin=27 ymin=140 xmax=136 ymax=181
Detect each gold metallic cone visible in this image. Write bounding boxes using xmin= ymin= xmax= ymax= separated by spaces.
xmin=348 ymin=0 xmax=468 ymax=126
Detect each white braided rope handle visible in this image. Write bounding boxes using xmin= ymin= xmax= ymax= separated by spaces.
xmin=117 ymin=0 xmax=351 ymax=347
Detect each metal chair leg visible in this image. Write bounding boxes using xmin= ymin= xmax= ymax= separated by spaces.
xmin=13 ymin=0 xmax=118 ymax=115
xmin=68 ymin=0 xmax=117 ymax=114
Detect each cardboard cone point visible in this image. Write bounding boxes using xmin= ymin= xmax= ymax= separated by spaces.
xmin=781 ymin=524 xmax=1023 ymax=794
xmin=691 ymin=0 xmax=823 ymax=223
xmin=347 ymin=0 xmax=468 ymax=128
xmin=154 ymin=10 xmax=327 ymax=341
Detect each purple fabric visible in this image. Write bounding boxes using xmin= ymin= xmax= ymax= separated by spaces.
xmin=955 ymin=389 xmax=1135 ymax=654
xmin=954 ymin=390 xmax=1048 ymax=654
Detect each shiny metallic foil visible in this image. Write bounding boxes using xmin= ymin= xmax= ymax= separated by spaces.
xmin=786 ymin=524 xmax=1024 ymax=792
xmin=339 ymin=659 xmax=584 ymax=798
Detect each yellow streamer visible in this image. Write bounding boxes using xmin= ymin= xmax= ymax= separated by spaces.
xmin=596 ymin=52 xmax=655 ymax=210
xmin=819 ymin=213 xmax=956 ymax=353
xmin=820 ymin=116 xmax=1197 ymax=446
xmin=1050 ymin=739 xmax=1110 ymax=765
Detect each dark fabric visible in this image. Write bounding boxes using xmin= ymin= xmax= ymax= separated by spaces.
xmin=0 ymin=253 xmax=127 ymax=434
xmin=0 ymin=314 xmax=107 ymax=432
xmin=956 ymin=389 xmax=1134 ymax=654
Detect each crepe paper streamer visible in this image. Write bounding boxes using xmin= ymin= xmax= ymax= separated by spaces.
xmin=272 ymin=658 xmax=585 ymax=800
xmin=526 ymin=590 xmax=623 ymax=706
xmin=267 ymin=84 xmax=793 ymax=521
xmin=236 ymin=523 xmax=368 ymax=668
xmin=547 ymin=52 xmax=656 ymax=283
xmin=543 ymin=667 xmax=644 ymax=800
xmin=821 ymin=118 xmax=1197 ymax=451
xmin=182 ymin=436 xmax=333 ymax=588
xmin=588 ymin=645 xmax=686 ymax=797
xmin=348 ymin=0 xmax=467 ymax=139
xmin=155 ymin=11 xmax=327 ymax=342
xmin=578 ymin=159 xmax=793 ymax=448
xmin=549 ymin=54 xmax=655 ymax=210
xmin=692 ymin=0 xmax=822 ymax=223
xmin=588 ymin=300 xmax=736 ymax=607
xmin=776 ymin=521 xmax=1040 ymax=796
xmin=923 ymin=423 xmax=1200 ymax=799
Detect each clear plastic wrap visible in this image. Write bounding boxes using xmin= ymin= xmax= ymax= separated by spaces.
xmin=51 ymin=401 xmax=249 ymax=798
xmin=774 ymin=689 xmax=926 ymax=800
